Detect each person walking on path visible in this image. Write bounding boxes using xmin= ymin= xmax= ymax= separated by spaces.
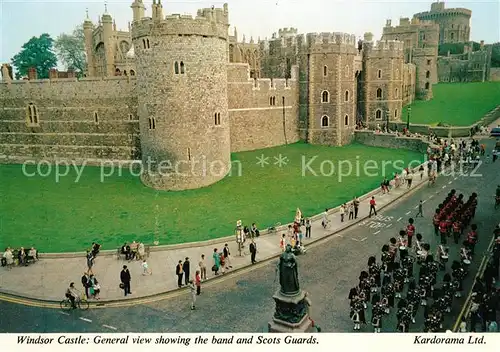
xmin=353 ymin=197 xmax=360 ymax=219
xmin=199 ymin=254 xmax=207 ymax=281
xmin=195 ymin=270 xmax=201 ymax=295
xmin=339 ymin=204 xmax=346 ymax=222
xmin=369 ymin=196 xmax=377 ymax=217
xmin=120 ymin=265 xmax=131 ymax=296
xmin=183 ymin=257 xmax=191 ymax=285
xmin=86 ymin=250 xmax=94 ymax=275
xmin=322 ymin=208 xmax=329 ymax=228
xmin=223 ymin=244 xmax=233 ymax=269
xmin=142 ymin=259 xmax=152 ymax=275
xmin=188 ymin=280 xmax=197 ymax=310
xmin=406 ymin=218 xmax=415 ymax=248
xmin=81 ymin=272 xmax=90 ymax=298
xmin=348 ymin=202 xmax=354 ymax=220
xmin=176 ymin=260 xmax=184 ymax=288
xmin=212 ymin=248 xmax=221 ymax=275
xmin=305 ymin=219 xmax=311 ymax=238
xmin=415 ymin=200 xmax=423 ymax=217
xmin=250 ymin=239 xmax=257 ymax=264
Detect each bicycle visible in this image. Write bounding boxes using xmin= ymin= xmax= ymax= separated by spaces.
xmin=60 ymin=294 xmax=89 ymax=311
xmin=267 ymin=222 xmax=281 ymax=235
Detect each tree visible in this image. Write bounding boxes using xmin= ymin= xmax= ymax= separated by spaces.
xmin=491 ymin=43 xmax=500 ymax=68
xmin=11 ymin=33 xmax=58 ymax=79
xmin=54 ymin=25 xmax=87 ymax=75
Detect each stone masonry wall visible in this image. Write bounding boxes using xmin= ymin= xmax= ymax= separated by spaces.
xmin=227 ymin=63 xmax=300 ymax=152
xmin=490 ymin=68 xmax=500 ymax=82
xmin=354 ymin=130 xmax=429 ymax=154
xmin=0 ymin=77 xmax=139 ymax=163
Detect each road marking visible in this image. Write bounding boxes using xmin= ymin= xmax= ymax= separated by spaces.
xmin=397 ymin=217 xmax=402 ymax=222
xmin=405 ymin=211 xmax=411 ymax=215
xmin=59 ymin=311 xmax=70 ymax=316
xmin=414 ymin=205 xmax=419 ymax=209
xmin=386 ymin=223 xmax=393 ymax=228
xmin=422 ymin=200 xmax=427 ymax=203
xmin=454 ymin=177 xmax=458 ymax=180
xmin=360 ymin=237 xmax=368 ymax=242
xmin=442 ymin=186 xmax=447 ymax=189
xmin=448 ymin=181 xmax=453 ymax=185
xmin=374 ymin=230 xmax=381 ymax=235
xmin=351 ymin=238 xmax=359 ymax=242
xmin=435 ymin=191 xmax=439 ymax=194
xmin=79 ymin=317 xmax=92 ymax=323
xmin=102 ymin=324 xmax=117 ymax=330
xmin=429 ymin=195 xmax=433 ymax=199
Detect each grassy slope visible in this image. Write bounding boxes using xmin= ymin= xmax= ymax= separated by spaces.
xmin=0 ymin=142 xmax=424 ymax=252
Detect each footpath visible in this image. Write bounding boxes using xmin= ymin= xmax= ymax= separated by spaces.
xmin=0 ymin=167 xmax=432 ymax=303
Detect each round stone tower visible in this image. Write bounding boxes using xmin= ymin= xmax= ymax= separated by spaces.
xmin=131 ymin=3 xmax=231 ymax=191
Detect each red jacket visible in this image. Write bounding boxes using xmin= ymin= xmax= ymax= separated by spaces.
xmin=467 ymin=231 xmax=477 ymax=244
xmin=406 ymin=224 xmax=415 ymax=237
xmin=370 ymin=199 xmax=376 ymax=206
xmin=439 ymin=220 xmax=448 ymax=233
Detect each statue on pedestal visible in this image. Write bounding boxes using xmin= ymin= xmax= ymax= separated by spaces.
xmin=277 ymin=244 xmax=300 ymax=296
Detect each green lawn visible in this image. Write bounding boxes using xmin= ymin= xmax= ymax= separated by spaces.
xmin=402 ymin=82 xmax=500 ymax=126
xmin=0 ymin=142 xmax=424 ymax=253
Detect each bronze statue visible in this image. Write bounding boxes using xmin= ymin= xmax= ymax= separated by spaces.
xmin=277 ymin=244 xmax=300 ymax=295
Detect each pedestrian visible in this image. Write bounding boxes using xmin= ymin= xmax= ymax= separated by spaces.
xmin=81 ymin=272 xmax=90 ymax=298
xmin=250 ymin=239 xmax=257 ymax=264
xmin=280 ymin=234 xmax=286 ymax=251
xmin=199 ymin=254 xmax=207 ymax=281
xmin=176 ymin=260 xmax=184 ymax=287
xmin=339 ymin=204 xmax=345 ymax=222
xmin=223 ymin=243 xmax=232 ymax=269
xmin=188 ymin=280 xmax=197 ymax=310
xmin=183 ymin=257 xmax=191 ymax=285
xmin=406 ymin=171 xmax=413 ymax=188
xmin=88 ymin=274 xmax=100 ymax=300
xmin=348 ymin=202 xmax=354 ymax=220
xmin=419 ymin=165 xmax=424 ymax=179
xmin=416 ymin=200 xmax=423 ymax=217
xmin=120 ymin=265 xmax=131 ymax=296
xmin=305 ymin=218 xmax=311 ymax=238
xmin=142 ymin=259 xmax=152 ymax=275
xmin=353 ymin=197 xmax=360 ymax=219
xmin=195 ymin=270 xmax=201 ymax=295
xmin=406 ymin=218 xmax=415 ymax=248
xmin=369 ymin=196 xmax=377 ymax=217
xmin=212 ymin=248 xmax=220 ymax=275
xmin=86 ymin=250 xmax=94 ymax=275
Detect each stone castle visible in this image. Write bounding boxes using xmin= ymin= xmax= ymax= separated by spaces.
xmin=0 ymin=1 xmax=490 ymax=190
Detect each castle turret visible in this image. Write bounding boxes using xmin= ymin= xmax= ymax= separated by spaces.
xmin=102 ymin=8 xmax=115 ymax=76
xmin=131 ymin=0 xmax=145 ymax=22
xmin=83 ymin=9 xmax=95 ymax=77
xmin=152 ymin=0 xmax=163 ymax=21
xmin=131 ymin=4 xmax=231 ymax=191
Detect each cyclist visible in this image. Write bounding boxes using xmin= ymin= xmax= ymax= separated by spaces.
xmin=65 ymin=282 xmax=79 ymax=309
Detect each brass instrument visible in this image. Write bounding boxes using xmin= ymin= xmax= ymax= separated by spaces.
xmin=398 ymin=236 xmax=407 ymax=251
xmin=438 ymin=244 xmax=449 ymax=261
xmin=461 ymin=247 xmax=471 ymax=265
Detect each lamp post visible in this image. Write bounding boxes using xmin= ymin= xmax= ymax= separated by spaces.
xmin=406 ymin=106 xmax=411 ymax=131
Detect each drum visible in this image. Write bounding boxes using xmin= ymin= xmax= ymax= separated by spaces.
xmin=462 ymin=259 xmax=471 ymax=265
xmin=399 ymin=246 xmax=406 ymax=251
xmin=417 ymin=250 xmax=424 ymax=256
xmin=441 ymin=254 xmax=449 ymax=261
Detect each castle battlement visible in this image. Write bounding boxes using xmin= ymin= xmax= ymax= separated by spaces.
xmin=1 ymin=76 xmax=134 ymax=86
xmin=278 ymin=27 xmax=298 ymax=38
xmin=412 ymin=47 xmax=438 ymax=57
xmin=132 ymin=4 xmax=229 ymax=40
xmin=306 ymin=32 xmax=356 ymax=47
xmin=382 ymin=20 xmax=438 ymax=33
xmin=374 ymin=40 xmax=404 ymax=51
xmin=414 ymin=7 xmax=471 ymax=19
xmin=228 ymin=63 xmax=298 ymax=89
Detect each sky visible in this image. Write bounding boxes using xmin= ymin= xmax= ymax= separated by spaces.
xmin=1 ymin=0 xmax=499 ymax=66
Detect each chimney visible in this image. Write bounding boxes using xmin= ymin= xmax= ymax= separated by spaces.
xmin=27 ymin=67 xmax=37 ymax=80
xmin=49 ymin=68 xmax=58 ymax=79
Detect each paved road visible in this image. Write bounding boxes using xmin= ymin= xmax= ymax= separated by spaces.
xmin=1 ymin=138 xmax=499 ymax=333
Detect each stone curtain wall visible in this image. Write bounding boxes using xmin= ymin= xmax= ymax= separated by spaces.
xmin=354 ymin=130 xmax=430 ymax=154
xmin=0 ymin=77 xmax=139 ymax=163
xmin=227 ymin=63 xmax=300 ymax=152
xmin=490 ymin=68 xmax=500 ymax=82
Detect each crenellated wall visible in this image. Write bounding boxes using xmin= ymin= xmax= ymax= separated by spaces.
xmin=0 ymin=77 xmax=139 ymax=163
xmin=227 ymin=63 xmax=300 ymax=152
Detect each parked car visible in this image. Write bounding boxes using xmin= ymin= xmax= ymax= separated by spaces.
xmin=491 ymin=127 xmax=500 ymax=137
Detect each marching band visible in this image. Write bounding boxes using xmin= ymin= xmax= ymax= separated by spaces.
xmin=348 ymin=190 xmax=480 ymax=332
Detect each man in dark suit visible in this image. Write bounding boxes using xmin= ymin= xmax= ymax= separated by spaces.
xmin=176 ymin=260 xmax=184 ymax=288
xmin=182 ymin=257 xmax=190 ymax=285
xmin=223 ymin=244 xmax=232 ymax=269
xmin=120 ymin=265 xmax=131 ymax=296
xmin=249 ymin=240 xmax=257 ymax=264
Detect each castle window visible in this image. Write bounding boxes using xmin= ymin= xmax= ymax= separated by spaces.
xmin=344 ymin=115 xmax=349 ymax=126
xmin=187 ymin=148 xmax=191 ymax=161
xmin=130 ymin=70 xmax=135 ymax=76
xmin=345 ymin=65 xmax=349 ymax=78
xmin=395 ymin=109 xmax=398 ymax=118
xmin=450 ymin=33 xmax=454 ymax=40
xmin=427 ymin=59 xmax=431 ymax=65
xmin=321 ymin=115 xmax=329 ymax=128
xmin=375 ymin=109 xmax=382 ymax=120
xmin=94 ymin=111 xmax=99 ymax=125
xmin=26 ymin=103 xmax=39 ymax=126
xmin=174 ymin=62 xmax=179 ymax=74
xmin=215 ymin=113 xmax=221 ymax=126
xmin=123 ymin=70 xmax=127 ymax=76
xmin=142 ymin=39 xmax=146 ymax=49
xmin=377 ymin=70 xmax=382 ymax=79
xmin=425 ymin=82 xmax=430 ymax=90
xmin=426 ymin=71 xmax=430 ymax=78
xmin=395 ymin=88 xmax=398 ymax=98
xmin=146 ymin=39 xmax=150 ymax=49
xmin=148 ymin=117 xmax=156 ymax=130
xmin=376 ymin=88 xmax=382 ymax=99
xmin=270 ymin=96 xmax=276 ymax=106
xmin=128 ymin=113 xmax=133 ymax=120
xmin=321 ymin=90 xmax=329 ymax=103
xmin=345 ymin=90 xmax=349 ymax=102
xmin=180 ymin=61 xmax=185 ymax=74
xmin=323 ymin=65 xmax=327 ymax=77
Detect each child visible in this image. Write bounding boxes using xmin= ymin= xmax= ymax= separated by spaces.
xmin=142 ymin=259 xmax=152 ymax=275
xmin=280 ymin=234 xmax=286 ymax=252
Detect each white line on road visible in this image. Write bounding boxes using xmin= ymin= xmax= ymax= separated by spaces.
xmin=435 ymin=191 xmax=439 ymax=194
xmin=405 ymin=211 xmax=411 ymax=215
xmin=422 ymin=200 xmax=427 ymax=203
xmin=454 ymin=177 xmax=458 ymax=180
xmin=448 ymin=181 xmax=452 ymax=185
xmin=360 ymin=237 xmax=368 ymax=242
xmin=102 ymin=325 xmax=117 ymax=330
xmin=374 ymin=230 xmax=381 ymax=235
xmin=414 ymin=205 xmax=419 ymax=209
xmin=59 ymin=312 xmax=70 ymax=316
xmin=351 ymin=238 xmax=360 ymax=242
xmin=386 ymin=223 xmax=393 ymax=228
xmin=397 ymin=217 xmax=402 ymax=221
xmin=442 ymin=186 xmax=447 ymax=189
xmin=429 ymin=195 xmax=434 ymax=199
xmin=79 ymin=317 xmax=92 ymax=323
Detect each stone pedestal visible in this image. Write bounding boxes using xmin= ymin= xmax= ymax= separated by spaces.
xmin=268 ymin=289 xmax=313 ymax=333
